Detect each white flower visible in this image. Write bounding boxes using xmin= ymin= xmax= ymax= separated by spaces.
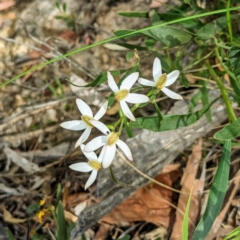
xmin=84 ymin=120 xmax=133 ymax=168
xmin=138 ymin=58 xmax=183 ymax=100
xmin=60 ymin=99 xmax=107 ymax=148
xmin=108 ymin=72 xmax=149 ymax=121
xmin=69 ymin=144 xmax=103 ymax=190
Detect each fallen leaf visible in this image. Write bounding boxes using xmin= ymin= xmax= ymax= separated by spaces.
xmin=171 ymin=139 xmax=204 ymax=239
xmin=64 ymin=210 xmax=78 ymax=223
xmin=2 ymin=206 xmax=28 ymax=223
xmin=0 ymin=0 xmax=15 ymax=11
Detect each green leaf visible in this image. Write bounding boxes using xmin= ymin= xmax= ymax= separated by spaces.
xmin=126 ymin=51 xmax=134 ymax=61
xmin=188 ymin=90 xmax=202 ymax=112
xmin=200 ymin=83 xmax=211 ymax=122
xmin=116 ymin=43 xmax=148 ymax=51
xmin=129 ymin=98 xmax=218 ymax=132
xmin=145 ymin=39 xmax=156 ymax=49
xmin=56 ymin=183 xmax=62 ymax=207
xmin=192 ymin=140 xmax=231 ymax=240
xmin=228 ymin=46 xmax=240 ymax=81
xmin=143 ymin=26 xmax=192 ymax=47
xmin=154 ymin=102 xmax=163 ymax=129
xmin=55 ymin=2 xmax=60 ymax=9
xmin=180 ymin=72 xmax=189 ymax=88
xmin=214 ymin=118 xmax=240 ymax=140
xmin=114 ymin=29 xmax=136 ymax=37
xmin=223 ymin=226 xmax=240 ymax=240
xmin=63 ymin=3 xmax=67 ymax=12
xmin=27 ymin=203 xmax=39 ymax=214
xmin=56 ymin=201 xmax=67 ymax=240
xmin=118 ymin=11 xmax=149 ymax=18
xmin=196 ymin=16 xmax=228 ymax=40
xmin=182 ymin=189 xmax=193 ymax=240
xmin=118 ymin=235 xmax=131 ymax=240
xmin=6 ymin=228 xmax=17 ymax=240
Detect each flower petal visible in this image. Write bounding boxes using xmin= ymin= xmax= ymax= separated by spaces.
xmin=116 ymin=139 xmax=133 ymax=161
xmin=153 ymin=57 xmax=162 ymax=82
xmin=125 ymin=93 xmax=149 ymax=104
xmin=75 ymin=127 xmax=92 ymax=148
xmin=102 ymin=144 xmax=116 ymax=168
xmin=120 ymin=72 xmax=139 ymax=90
xmin=107 ymin=72 xmax=119 ymax=92
xmin=76 ymin=99 xmax=93 ymax=117
xmin=69 ymin=162 xmax=92 ymax=172
xmin=89 ymin=119 xmax=110 ymax=135
xmin=138 ymin=78 xmax=155 ymax=87
xmin=165 ymin=70 xmax=180 ymax=87
xmin=85 ymin=170 xmax=98 ymax=190
xmin=98 ymin=145 xmax=106 ymax=162
xmin=80 ymin=144 xmax=97 ymax=160
xmin=161 ymin=87 xmax=183 ymax=100
xmin=120 ymin=101 xmax=135 ymax=121
xmin=84 ymin=136 xmax=107 ymax=152
xmin=94 ymin=101 xmax=108 ymax=120
xmin=60 ymin=120 xmax=86 ymax=131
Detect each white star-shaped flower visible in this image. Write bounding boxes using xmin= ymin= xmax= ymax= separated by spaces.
xmin=69 ymin=144 xmax=103 ymax=190
xmin=108 ymin=72 xmax=149 ymax=121
xmin=60 ymin=99 xmax=107 ymax=147
xmin=138 ymin=58 xmax=183 ymax=100
xmin=84 ymin=120 xmax=133 ymax=168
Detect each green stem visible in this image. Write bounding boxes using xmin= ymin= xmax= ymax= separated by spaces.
xmin=226 ymin=0 xmax=233 ymax=43
xmin=118 ymin=118 xmax=125 ymax=135
xmin=206 ymin=61 xmax=237 ymax=122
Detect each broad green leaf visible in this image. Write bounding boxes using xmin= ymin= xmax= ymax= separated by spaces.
xmin=56 ymin=201 xmax=67 ymax=240
xmin=192 ymin=140 xmax=231 ymax=240
xmin=129 ymin=98 xmax=218 ymax=132
xmin=223 ymin=226 xmax=240 ymax=240
xmin=214 ymin=118 xmax=240 ymax=140
xmin=126 ymin=51 xmax=134 ymax=61
xmin=182 ymin=189 xmax=193 ymax=240
xmin=145 ymin=38 xmax=156 ymax=49
xmin=143 ymin=26 xmax=192 ymax=47
xmin=188 ymin=90 xmax=202 ymax=112
xmin=196 ymin=16 xmax=228 ymax=40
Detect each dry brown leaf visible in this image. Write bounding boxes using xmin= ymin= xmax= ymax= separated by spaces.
xmin=106 ymin=102 xmax=119 ymax=115
xmin=100 ymin=164 xmax=180 ymax=227
xmin=64 ymin=210 xmax=78 ymax=223
xmin=150 ymin=0 xmax=168 ymax=8
xmin=171 ymin=139 xmax=203 ymax=239
xmin=2 ymin=206 xmax=28 ymax=223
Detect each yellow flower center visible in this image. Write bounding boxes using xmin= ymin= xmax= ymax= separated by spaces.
xmin=88 ymin=160 xmax=101 ymax=170
xmin=106 ymin=132 xmax=119 ymax=146
xmin=155 ymin=73 xmax=167 ymax=90
xmin=114 ymin=89 xmax=129 ymax=101
xmin=81 ymin=115 xmax=94 ymax=128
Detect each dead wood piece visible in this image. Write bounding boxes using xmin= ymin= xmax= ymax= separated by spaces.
xmin=71 ymin=91 xmax=227 ymax=239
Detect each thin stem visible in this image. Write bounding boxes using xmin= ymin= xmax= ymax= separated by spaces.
xmin=118 ymin=117 xmax=125 ymax=135
xmin=226 ymin=0 xmax=233 ymax=43
xmin=206 ymin=61 xmax=237 ymax=122
xmin=2 ymin=6 xmax=240 ymax=88
xmin=116 ymin=149 xmax=182 ymax=194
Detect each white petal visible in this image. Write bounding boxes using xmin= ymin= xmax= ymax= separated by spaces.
xmin=125 ymin=93 xmax=149 ymax=104
xmin=89 ymin=120 xmax=110 ymax=135
xmin=102 ymin=145 xmax=116 ymax=168
xmin=107 ymin=72 xmax=119 ymax=92
xmin=120 ymin=72 xmax=139 ymax=90
xmin=116 ymin=139 xmax=133 ymax=161
xmin=94 ymin=101 xmax=108 ymax=120
xmin=153 ymin=57 xmax=162 ymax=82
xmin=69 ymin=162 xmax=92 ymax=172
xmin=161 ymin=87 xmax=183 ymax=100
xmin=76 ymin=99 xmax=93 ymax=117
xmin=120 ymin=101 xmax=135 ymax=121
xmin=84 ymin=136 xmax=107 ymax=152
xmin=75 ymin=127 xmax=92 ymax=148
xmin=98 ymin=145 xmax=106 ymax=162
xmin=85 ymin=170 xmax=98 ymax=190
xmin=60 ymin=120 xmax=86 ymax=131
xmin=165 ymin=70 xmax=180 ymax=87
xmin=80 ymin=144 xmax=97 ymax=160
xmin=138 ymin=78 xmax=155 ymax=87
